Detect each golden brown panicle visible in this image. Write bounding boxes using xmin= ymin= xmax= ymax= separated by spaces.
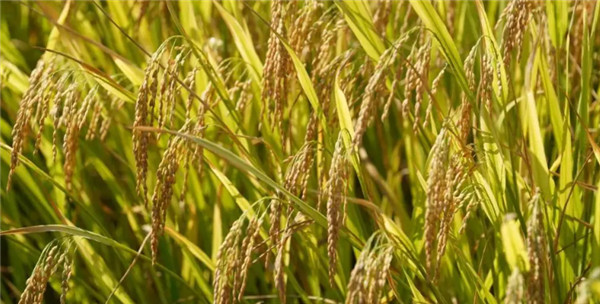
xmin=505 ymin=268 xmax=525 ymax=304
xmin=526 ymin=191 xmax=547 ymax=304
xmin=402 ymin=34 xmax=432 ymax=131
xmin=262 ymin=0 xmax=292 ymax=143
xmin=133 ymin=50 xmax=164 ymax=204
xmin=61 ymin=87 xmax=80 ymax=191
xmin=498 ymin=0 xmax=541 ymax=67
xmin=325 ymin=135 xmax=350 ymax=286
xmin=19 ymin=240 xmax=74 ymax=304
xmin=353 ymin=39 xmax=404 ymax=149
xmin=424 ymin=129 xmax=449 ymax=274
xmin=346 ymin=236 xmax=394 ymax=304
xmin=8 ymin=59 xmax=48 ymax=190
xmin=150 ymin=121 xmax=201 ymax=264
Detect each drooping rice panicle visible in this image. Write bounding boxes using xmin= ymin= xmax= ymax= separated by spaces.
xmin=424 ymin=129 xmax=449 ymax=273
xmin=133 ymin=49 xmax=164 ymax=203
xmin=8 ymin=59 xmax=48 ymax=190
xmin=526 ymin=190 xmax=547 ymax=304
xmin=353 ymin=39 xmax=404 ymax=149
xmin=325 ymin=135 xmax=349 ymax=286
xmin=498 ymin=0 xmax=541 ymax=67
xmin=262 ymin=0 xmax=292 ymax=143
xmin=505 ymin=268 xmax=525 ymax=304
xmin=61 ymin=87 xmax=80 ymax=191
xmin=346 ymin=235 xmax=394 ymax=304
xmin=4 ymin=2 xmax=599 ymax=303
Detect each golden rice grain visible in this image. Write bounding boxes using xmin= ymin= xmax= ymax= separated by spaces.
xmin=381 ymin=78 xmax=398 ymax=123
xmin=184 ymin=67 xmax=198 ymax=120
xmin=62 ymin=87 xmax=80 ymax=191
xmin=133 ymin=50 xmax=163 ymax=203
xmin=325 ymin=135 xmax=349 ymax=286
xmin=99 ymin=97 xmax=124 ymax=142
xmin=85 ymin=97 xmax=103 ymax=141
xmin=262 ymin=0 xmax=291 ymax=142
xmin=8 ymin=59 xmax=47 ymax=190
xmin=18 ymin=240 xmax=73 ymax=304
xmin=434 ymin=156 xmax=464 ymax=279
xmin=373 ymin=0 xmax=391 ymax=37
xmin=34 ymin=62 xmax=56 ymax=154
xmin=267 ymin=198 xmax=282 ymax=268
xmin=273 ymin=230 xmax=287 ymax=304
xmin=50 ymin=76 xmax=71 ymax=163
xmin=526 ymin=190 xmax=547 ymax=304
xmin=289 ymin=0 xmax=318 ymax=57
xmin=236 ymin=217 xmax=263 ymax=301
xmin=273 ymin=214 xmax=312 ymax=304
xmin=402 ymin=34 xmax=431 ymax=131
xmin=506 ymin=268 xmax=525 ymax=304
xmin=458 ymin=190 xmax=479 ymax=235
xmin=214 ymin=218 xmax=243 ymax=304
xmin=76 ymin=87 xmax=98 ymax=130
xmin=480 ymin=55 xmax=494 ymax=112
xmin=353 ymin=41 xmax=402 ymax=149
xmin=235 ymin=80 xmax=252 ymax=112
xmin=150 ymin=121 xmax=195 ymax=264
xmin=498 ymin=0 xmax=541 ymax=67
xmin=424 ymin=129 xmax=449 ymax=273
xmin=346 ymin=236 xmax=394 ymax=304
xmin=60 ymin=252 xmax=73 ymax=304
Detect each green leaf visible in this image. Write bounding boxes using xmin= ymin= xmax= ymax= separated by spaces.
xmin=335 ymin=0 xmax=385 ymax=60
xmin=593 ymin=179 xmax=600 ymax=268
xmin=525 ymin=90 xmax=553 ymax=200
xmin=281 ymin=40 xmax=328 ymax=134
xmin=208 ymin=162 xmax=254 ymax=216
xmin=0 ymin=225 xmax=205 ymax=301
xmin=214 ymin=1 xmax=263 ymax=85
xmin=500 ymin=218 xmax=529 ymax=271
xmin=334 ymin=70 xmax=360 ymax=172
xmin=475 ymin=0 xmax=509 ymax=103
xmin=113 ymin=57 xmax=144 ymax=87
xmin=409 ymin=0 xmax=470 ymax=98
xmin=165 ymin=227 xmax=214 ymax=270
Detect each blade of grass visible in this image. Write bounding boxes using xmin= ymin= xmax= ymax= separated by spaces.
xmin=334 ymin=0 xmax=385 ymax=60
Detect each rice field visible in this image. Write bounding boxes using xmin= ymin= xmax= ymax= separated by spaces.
xmin=1 ymin=0 xmax=600 ymax=303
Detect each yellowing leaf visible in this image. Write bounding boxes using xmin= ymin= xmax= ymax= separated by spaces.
xmin=335 ymin=0 xmax=385 ymax=60
xmin=501 ymin=218 xmax=529 ymax=271
xmin=113 ymin=57 xmax=144 ymax=87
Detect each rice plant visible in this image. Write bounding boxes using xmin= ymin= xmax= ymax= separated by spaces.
xmin=1 ymin=0 xmax=599 ymax=303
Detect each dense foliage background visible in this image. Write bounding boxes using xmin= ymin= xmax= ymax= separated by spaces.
xmin=1 ymin=0 xmax=600 ymax=303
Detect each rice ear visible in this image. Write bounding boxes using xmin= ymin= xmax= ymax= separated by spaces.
xmin=526 ymin=190 xmax=547 ymax=304
xmin=346 ymin=236 xmax=394 ymax=304
xmin=8 ymin=59 xmax=48 ymax=191
xmin=262 ymin=0 xmax=292 ymax=144
xmin=325 ymin=134 xmax=349 ymax=286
